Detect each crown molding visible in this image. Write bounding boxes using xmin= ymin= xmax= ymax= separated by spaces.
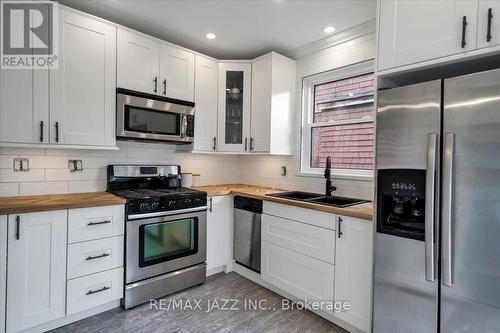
xmin=287 ymin=19 xmax=376 ymax=60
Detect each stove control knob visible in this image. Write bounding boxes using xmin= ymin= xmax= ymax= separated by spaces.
xmin=139 ymin=203 xmax=150 ymax=211
xmin=168 ymin=200 xmax=176 ymax=208
xmin=151 ymin=202 xmax=160 ymax=210
xmin=185 ymin=199 xmax=192 ymax=205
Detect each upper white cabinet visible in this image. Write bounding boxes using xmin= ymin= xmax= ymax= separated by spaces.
xmin=51 ymin=10 xmax=116 ymax=147
xmin=6 ymin=211 xmax=67 ymax=333
xmin=117 ymin=29 xmax=195 ymax=101
xmin=206 ymin=196 xmax=231 ymax=273
xmin=477 ymin=1 xmax=500 ymax=49
xmin=334 ymin=215 xmax=373 ymax=333
xmin=378 ymin=0 xmax=478 ymax=71
xmin=0 ymin=8 xmax=116 ymax=149
xmin=250 ymin=52 xmax=295 ymax=154
xmin=194 ymin=55 xmax=219 ymax=152
xmin=117 ymin=29 xmax=160 ymax=95
xmin=217 ymin=62 xmax=252 ymax=152
xmin=160 ymin=45 xmax=195 ymax=101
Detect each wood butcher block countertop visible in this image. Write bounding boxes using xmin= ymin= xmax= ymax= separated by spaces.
xmin=193 ymin=184 xmax=373 ymax=220
xmin=0 ymin=192 xmax=126 ymax=215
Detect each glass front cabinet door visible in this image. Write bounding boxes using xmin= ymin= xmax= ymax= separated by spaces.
xmin=217 ymin=62 xmax=251 ymax=152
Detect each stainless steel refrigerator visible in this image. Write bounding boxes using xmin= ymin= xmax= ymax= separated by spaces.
xmin=373 ymin=68 xmax=500 ymax=332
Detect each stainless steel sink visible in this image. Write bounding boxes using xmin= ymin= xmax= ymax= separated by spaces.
xmin=266 ymin=191 xmax=368 ymax=208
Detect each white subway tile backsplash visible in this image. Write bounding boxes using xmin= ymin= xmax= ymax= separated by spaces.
xmin=0 ymin=169 xmax=45 ymax=182
xmin=0 ymin=183 xmax=19 ymax=196
xmin=19 ymin=182 xmax=68 ymax=196
xmin=68 ymin=180 xmax=106 ymax=193
xmin=45 ymin=169 xmax=90 ymax=182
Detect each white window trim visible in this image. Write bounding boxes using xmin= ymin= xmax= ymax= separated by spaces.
xmin=300 ymin=59 xmax=375 ymax=179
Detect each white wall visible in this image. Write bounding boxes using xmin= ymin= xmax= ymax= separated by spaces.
xmin=0 ymin=33 xmax=376 ymax=200
xmin=0 ymin=141 xmax=239 ymax=196
xmin=239 ymin=33 xmax=376 ymax=201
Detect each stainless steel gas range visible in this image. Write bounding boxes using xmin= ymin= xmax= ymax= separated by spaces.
xmin=107 ymin=165 xmax=207 ymax=309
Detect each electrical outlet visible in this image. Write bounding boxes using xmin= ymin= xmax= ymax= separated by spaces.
xmin=13 ymin=158 xmax=29 ymax=172
xmin=68 ymin=160 xmax=83 ymax=172
xmin=281 ymin=166 xmax=287 ymax=176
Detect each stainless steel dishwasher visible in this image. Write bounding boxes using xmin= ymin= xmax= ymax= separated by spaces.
xmin=233 ymin=196 xmax=262 ymax=273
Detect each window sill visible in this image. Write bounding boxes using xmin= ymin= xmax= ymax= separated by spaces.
xmin=295 ymin=171 xmax=374 ymax=182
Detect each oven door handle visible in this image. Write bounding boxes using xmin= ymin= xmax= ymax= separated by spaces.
xmin=127 ymin=206 xmax=208 ymax=220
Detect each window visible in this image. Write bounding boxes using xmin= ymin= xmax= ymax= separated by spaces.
xmin=301 ymin=60 xmax=375 ymax=178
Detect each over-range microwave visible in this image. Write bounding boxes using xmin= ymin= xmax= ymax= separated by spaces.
xmin=116 ymin=88 xmax=195 ymax=144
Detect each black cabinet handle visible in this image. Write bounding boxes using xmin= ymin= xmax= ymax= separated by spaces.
xmin=212 ymin=137 xmax=216 ymax=151
xmin=163 ymin=79 xmax=167 ymax=95
xmin=338 ymin=216 xmax=343 ymax=238
xmin=461 ymin=16 xmax=467 ymax=48
xmin=209 ymin=197 xmax=213 ymax=212
xmin=86 ymin=286 xmax=110 ymax=296
xmin=153 ymin=76 xmax=158 ymax=93
xmin=245 ymin=138 xmax=248 ymax=151
xmin=40 ymin=121 xmax=44 ymax=142
xmin=55 ymin=122 xmax=59 ymax=142
xmin=15 ymin=215 xmax=20 ymax=240
xmin=487 ymin=8 xmax=493 ymax=42
xmin=250 ymin=137 xmax=254 ymax=151
xmin=86 ymin=253 xmax=110 ymax=261
xmin=87 ymin=220 xmax=111 ymax=226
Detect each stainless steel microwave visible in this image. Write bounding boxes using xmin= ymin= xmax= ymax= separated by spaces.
xmin=116 ymin=89 xmax=195 ymax=144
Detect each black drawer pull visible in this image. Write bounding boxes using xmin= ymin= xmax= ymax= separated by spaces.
xmin=86 ymin=286 xmax=110 ymax=296
xmin=487 ymin=8 xmax=493 ymax=42
xmin=461 ymin=16 xmax=467 ymax=48
xmin=153 ymin=76 xmax=158 ymax=93
xmin=87 ymin=220 xmax=111 ymax=226
xmin=338 ymin=216 xmax=343 ymax=238
xmin=40 ymin=121 xmax=44 ymax=142
xmin=86 ymin=253 xmax=110 ymax=261
xmin=55 ymin=122 xmax=59 ymax=142
xmin=15 ymin=216 xmax=20 ymax=240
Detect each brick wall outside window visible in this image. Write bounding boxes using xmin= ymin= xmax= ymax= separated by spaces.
xmin=311 ymin=73 xmax=374 ymax=170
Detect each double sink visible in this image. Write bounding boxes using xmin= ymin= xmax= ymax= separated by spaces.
xmin=266 ymin=191 xmax=368 ymax=208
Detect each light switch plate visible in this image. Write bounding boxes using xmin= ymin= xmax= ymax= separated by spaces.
xmin=13 ymin=158 xmax=29 ymax=172
xmin=68 ymin=160 xmax=83 ymax=172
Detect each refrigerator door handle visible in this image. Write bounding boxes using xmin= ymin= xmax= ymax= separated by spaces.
xmin=442 ymin=132 xmax=455 ymax=286
xmin=425 ymin=133 xmax=438 ymax=282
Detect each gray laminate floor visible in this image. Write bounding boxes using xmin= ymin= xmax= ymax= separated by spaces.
xmin=51 ymin=272 xmax=347 ymax=333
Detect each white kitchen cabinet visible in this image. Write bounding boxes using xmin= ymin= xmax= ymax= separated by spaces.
xmin=0 ymin=216 xmax=6 ymax=333
xmin=377 ymin=0 xmax=478 ymax=71
xmin=334 ymin=215 xmax=373 ymax=332
xmin=193 ymin=55 xmax=219 ymax=152
xmin=68 ymin=205 xmax=124 ymax=244
xmin=206 ymin=196 xmax=231 ymax=273
xmin=261 ymin=241 xmax=335 ymax=313
xmin=6 ymin=210 xmax=67 ymax=333
xmin=117 ymin=29 xmax=160 ymax=94
xmin=250 ymin=52 xmax=295 ymax=154
xmin=477 ymin=1 xmax=500 ymax=49
xmin=217 ymin=62 xmax=252 ymax=152
xmin=51 ymin=9 xmax=116 ymax=147
xmin=160 ymin=44 xmax=195 ymax=101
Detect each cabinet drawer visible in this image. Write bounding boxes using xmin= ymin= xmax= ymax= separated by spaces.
xmin=68 ymin=205 xmax=124 ymax=244
xmin=262 ymin=214 xmax=335 ymax=264
xmin=263 ymin=201 xmax=336 ymax=230
xmin=261 ymin=241 xmax=334 ymax=313
xmin=67 ymin=236 xmax=124 ymax=280
xmin=67 ymin=267 xmax=123 ymax=315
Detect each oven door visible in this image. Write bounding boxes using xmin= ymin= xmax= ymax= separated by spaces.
xmin=117 ymin=91 xmax=194 ymax=143
xmin=126 ymin=208 xmax=206 ymax=284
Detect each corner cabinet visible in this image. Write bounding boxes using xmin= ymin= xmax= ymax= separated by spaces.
xmin=334 ymin=215 xmax=373 ymax=333
xmin=117 ymin=29 xmax=195 ymax=101
xmin=217 ymin=62 xmax=252 ymax=152
xmin=193 ymin=55 xmax=219 ymax=152
xmin=377 ymin=0 xmax=478 ymax=71
xmin=6 ymin=211 xmax=67 ymax=333
xmin=250 ymin=52 xmax=295 ymax=154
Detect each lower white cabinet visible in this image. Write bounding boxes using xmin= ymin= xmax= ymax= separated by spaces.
xmin=206 ymin=196 xmax=231 ymax=272
xmin=68 ymin=205 xmax=124 ymax=244
xmin=261 ymin=241 xmax=335 ymax=312
xmin=67 ymin=236 xmax=124 ymax=280
xmin=334 ymin=215 xmax=373 ymax=332
xmin=67 ymin=268 xmax=123 ymax=316
xmin=6 ymin=211 xmax=67 ymax=333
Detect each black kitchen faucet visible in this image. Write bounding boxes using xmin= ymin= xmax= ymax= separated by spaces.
xmin=324 ymin=156 xmax=337 ymax=196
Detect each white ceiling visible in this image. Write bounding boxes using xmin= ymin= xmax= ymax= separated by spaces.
xmin=58 ymin=0 xmax=376 ymax=59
